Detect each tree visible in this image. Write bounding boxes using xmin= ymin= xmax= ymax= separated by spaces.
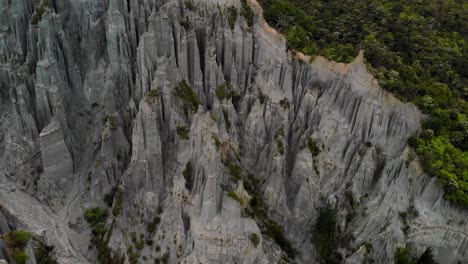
xmin=394 ymin=247 xmax=412 ymax=264
xmin=417 ymin=247 xmax=438 ymax=264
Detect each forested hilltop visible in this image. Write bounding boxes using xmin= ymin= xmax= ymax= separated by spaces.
xmin=258 ymin=0 xmax=468 ymax=207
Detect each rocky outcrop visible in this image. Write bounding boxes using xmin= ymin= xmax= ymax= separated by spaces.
xmin=0 ymin=0 xmax=466 ymax=263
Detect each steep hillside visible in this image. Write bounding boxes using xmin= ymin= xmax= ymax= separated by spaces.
xmin=0 ymin=0 xmax=466 ymax=263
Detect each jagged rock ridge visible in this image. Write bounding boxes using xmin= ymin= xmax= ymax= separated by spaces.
xmin=0 ymin=0 xmax=467 ymax=263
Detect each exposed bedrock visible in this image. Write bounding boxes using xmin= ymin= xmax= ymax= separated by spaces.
xmin=0 ymin=0 xmax=466 ymax=263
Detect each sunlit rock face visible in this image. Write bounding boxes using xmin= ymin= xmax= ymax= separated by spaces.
xmin=0 ymin=0 xmax=466 ymax=263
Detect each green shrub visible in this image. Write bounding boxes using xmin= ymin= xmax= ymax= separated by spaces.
xmin=210 ymin=113 xmax=217 ymax=122
xmin=312 ymin=204 xmax=338 ymax=263
xmin=160 ymin=253 xmax=169 ymax=264
xmin=232 ymin=91 xmax=242 ymax=108
xmin=417 ymin=247 xmax=437 ymax=264
xmin=130 ymin=232 xmax=137 ymax=243
xmin=90 ymin=223 xmax=107 ymax=244
xmin=222 ymin=109 xmax=231 ymax=129
xmin=174 ymin=80 xmax=202 ymax=113
xmin=249 ymin=194 xmax=296 ymax=258
xmin=112 ymin=188 xmax=124 ymax=217
xmin=277 ymin=126 xmax=285 ymax=137
xmin=147 ymin=216 xmax=161 ymax=234
xmin=135 ymin=239 xmax=144 ymax=251
xmin=185 ymin=1 xmax=194 ymax=11
xmin=394 ymin=247 xmax=412 ymax=264
xmin=102 ymin=115 xmax=117 ymax=130
xmin=227 ymin=6 xmax=238 ymax=30
xmin=228 ymin=164 xmax=242 ymax=179
xmin=13 ymin=251 xmax=29 ymax=264
xmin=393 ymin=246 xmax=437 ymax=264
xmin=85 ymin=208 xmax=108 ymax=226
xmin=276 ymin=139 xmax=285 ymax=155
xmin=279 ymin=98 xmax=289 ymax=109
xmin=228 ymin=191 xmax=245 ymax=206
xmin=4 ymin=230 xmax=31 ymax=249
xmin=180 ymin=17 xmax=191 ymax=30
xmin=250 ymin=194 xmax=267 ymax=220
xmin=34 ymin=239 xmax=57 ymax=264
xmin=212 ymin=134 xmax=222 ymax=148
xmin=84 ymin=207 xmax=111 ymax=261
xmin=128 ymin=246 xmax=140 ymax=264
xmin=31 ymin=6 xmax=46 ymax=25
xmin=363 ymin=242 xmax=372 ymax=253
xmin=176 ymin=126 xmax=190 ymax=140
xmin=416 ymin=135 xmax=468 ymax=207
xmin=148 ymin=87 xmax=161 ymax=98
xmin=4 ymin=230 xmax=32 ymax=264
xmin=183 ymin=162 xmax=193 ymax=190
xmin=241 ymin=0 xmax=254 ymax=27
xmin=250 ymin=233 xmax=260 ymax=248
xmin=264 ymin=220 xmax=295 ymax=259
xmin=216 ymin=82 xmax=231 ymax=100
xmin=307 ymin=137 xmax=320 ymax=157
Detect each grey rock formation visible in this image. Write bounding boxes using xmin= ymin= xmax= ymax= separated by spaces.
xmin=0 ymin=0 xmax=466 ymax=263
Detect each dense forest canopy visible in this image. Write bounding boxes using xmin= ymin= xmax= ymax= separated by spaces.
xmin=258 ymin=0 xmax=468 ymax=206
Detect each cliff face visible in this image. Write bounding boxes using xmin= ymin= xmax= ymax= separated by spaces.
xmin=0 ymin=0 xmax=466 ymax=263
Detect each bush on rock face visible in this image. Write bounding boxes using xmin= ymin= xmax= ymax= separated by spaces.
xmin=250 ymin=233 xmax=260 ymax=248
xmin=4 ymin=230 xmax=31 ymax=249
xmin=4 ymin=230 xmax=32 ymax=264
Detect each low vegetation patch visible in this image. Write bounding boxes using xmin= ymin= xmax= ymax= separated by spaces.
xmin=4 ymin=230 xmax=31 ymax=250
xmin=174 ymin=80 xmax=202 ymax=113
xmin=112 ymin=188 xmax=124 ymax=217
xmin=394 ymin=246 xmax=436 ymax=264
xmin=250 ymin=233 xmax=260 ymax=248
xmin=212 ymin=134 xmax=222 ymax=148
xmin=83 ymin=207 xmax=116 ymax=263
xmin=414 ymin=135 xmax=468 ymax=207
xmin=102 ymin=114 xmax=117 ymax=130
xmin=307 ymin=137 xmax=320 ymax=157
xmin=183 ymin=161 xmax=193 ymax=191
xmin=210 ymin=113 xmax=217 ymax=122
xmin=215 ymin=82 xmax=232 ymax=100
xmin=228 ymin=164 xmax=242 ymax=181
xmin=147 ymin=87 xmax=161 ymax=98
xmin=222 ymin=109 xmax=231 ymax=129
xmin=147 ymin=216 xmax=161 ymax=234
xmin=279 ymin=98 xmax=289 ymax=109
xmin=249 ymin=190 xmax=296 ymax=259
xmin=176 ymin=126 xmax=190 ymax=140
xmin=227 ymin=6 xmax=238 ymax=30
xmin=240 ymin=0 xmax=254 ymax=27
xmin=31 ymin=0 xmax=52 ymax=25
xmin=276 ymin=139 xmax=285 ymax=155
xmin=228 ymin=190 xmax=245 ymax=206
xmin=312 ymin=204 xmax=340 ymax=264
xmin=4 ymin=230 xmax=31 ymax=264
xmin=180 ymin=16 xmax=191 ymax=30
xmin=185 ymin=1 xmax=195 ymax=11
xmin=127 ymin=245 xmax=140 ymax=264
xmin=33 ymin=238 xmax=58 ymax=264
xmin=237 ymin=171 xmax=296 ymax=259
